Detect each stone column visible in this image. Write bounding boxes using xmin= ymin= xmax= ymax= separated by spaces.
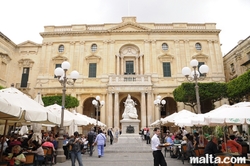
xmin=103 ymin=40 xmax=108 ymax=74
xmin=153 ymin=94 xmax=159 ymax=122
xmin=107 ymin=92 xmax=113 ymax=128
xmin=146 ymin=91 xmax=153 ymax=127
xmin=69 ymin=41 xmax=75 ymax=65
xmin=121 ymin=56 xmax=124 ymax=74
xmin=79 ymin=41 xmax=85 ymax=73
xmin=100 ymin=94 xmax=106 ymax=124
xmin=140 ymin=92 xmax=146 ymax=128
xmin=114 ymin=92 xmax=120 ymax=128
xmin=175 ymin=40 xmax=181 ymax=73
xmin=109 ymin=40 xmax=115 ymax=74
xmin=40 ymin=43 xmax=47 ymax=74
xmin=135 ymin=55 xmax=139 ymax=74
xmin=116 ymin=54 xmax=120 ymax=75
xmin=139 ymin=54 xmax=143 ymax=74
xmin=144 ymin=40 xmax=150 ymax=74
xmin=151 ymin=40 xmax=157 ymax=74
xmin=45 ymin=42 xmax=52 ymax=74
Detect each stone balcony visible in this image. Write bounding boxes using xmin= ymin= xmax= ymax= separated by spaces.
xmin=108 ymin=75 xmax=152 ymax=86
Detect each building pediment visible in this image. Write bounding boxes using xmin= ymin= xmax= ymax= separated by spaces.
xmin=85 ymin=55 xmax=101 ymax=63
xmin=192 ymin=53 xmax=208 ymax=62
xmin=52 ymin=55 xmax=68 ymax=64
xmin=108 ymin=22 xmax=150 ymax=32
xmin=158 ymin=53 xmax=174 ymax=62
xmin=18 ymin=40 xmax=40 ymax=47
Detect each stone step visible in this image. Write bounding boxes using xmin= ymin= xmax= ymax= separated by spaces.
xmin=105 ymin=140 xmax=152 ymax=153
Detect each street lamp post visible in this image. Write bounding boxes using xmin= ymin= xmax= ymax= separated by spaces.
xmin=154 ymin=95 xmax=166 ymax=143
xmin=182 ymin=59 xmax=209 ymax=114
xmin=92 ymin=96 xmax=105 ymax=128
xmin=54 ymin=61 xmax=79 ymax=163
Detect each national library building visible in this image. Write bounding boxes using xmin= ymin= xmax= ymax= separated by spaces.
xmin=0 ymin=17 xmax=226 ymax=130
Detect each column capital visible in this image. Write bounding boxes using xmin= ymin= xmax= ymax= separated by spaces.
xmin=80 ymin=41 xmax=85 ymax=45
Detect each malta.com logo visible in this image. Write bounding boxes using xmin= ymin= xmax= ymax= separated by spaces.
xmin=190 ymin=154 xmax=246 ymax=164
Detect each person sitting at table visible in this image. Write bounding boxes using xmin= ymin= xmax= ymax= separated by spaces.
xmin=204 ymin=135 xmax=222 ymax=166
xmin=165 ymin=133 xmax=174 ymax=145
xmin=221 ymin=134 xmax=242 ymax=154
xmin=8 ymin=135 xmax=22 ymax=153
xmin=198 ymin=129 xmax=208 ymax=147
xmin=236 ymin=136 xmax=248 ymax=146
xmin=42 ymin=137 xmax=55 ymax=151
xmin=27 ymin=140 xmax=45 ymax=164
xmin=63 ymin=135 xmax=70 ymax=159
xmin=173 ymin=135 xmax=181 ymax=144
xmin=186 ymin=135 xmax=196 ymax=157
xmin=5 ymin=145 xmax=26 ymax=166
xmin=181 ymin=136 xmax=187 ymax=144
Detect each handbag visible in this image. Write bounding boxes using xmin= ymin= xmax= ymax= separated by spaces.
xmin=101 ymin=134 xmax=106 ymax=147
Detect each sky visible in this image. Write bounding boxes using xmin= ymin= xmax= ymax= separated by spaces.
xmin=1 ymin=0 xmax=249 ymax=55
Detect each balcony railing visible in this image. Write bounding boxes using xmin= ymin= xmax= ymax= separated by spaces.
xmin=108 ymin=75 xmax=152 ymax=85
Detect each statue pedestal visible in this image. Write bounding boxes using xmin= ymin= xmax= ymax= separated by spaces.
xmin=119 ymin=119 xmax=141 ymax=143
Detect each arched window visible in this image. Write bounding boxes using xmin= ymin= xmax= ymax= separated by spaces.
xmin=91 ymin=44 xmax=97 ymax=52
xmin=162 ymin=43 xmax=168 ymax=51
xmin=58 ymin=45 xmax=64 ymax=52
xmin=195 ymin=43 xmax=202 ymax=50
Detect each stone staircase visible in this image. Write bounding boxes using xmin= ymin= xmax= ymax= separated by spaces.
xmin=105 ymin=137 xmax=152 ymax=153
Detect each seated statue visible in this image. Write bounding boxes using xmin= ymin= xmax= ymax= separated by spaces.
xmin=122 ymin=94 xmax=138 ymax=119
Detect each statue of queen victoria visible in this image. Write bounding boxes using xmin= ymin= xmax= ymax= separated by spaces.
xmin=122 ymin=94 xmax=138 ymax=119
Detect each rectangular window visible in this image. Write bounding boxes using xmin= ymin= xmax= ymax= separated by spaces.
xmin=198 ymin=62 xmax=205 ymax=76
xmin=125 ymin=61 xmax=134 ymax=74
xmin=89 ymin=63 xmax=97 ymax=78
xmin=21 ymin=67 xmax=29 ymax=87
xmin=163 ymin=62 xmax=171 ymax=77
xmin=54 ymin=64 xmax=61 ymax=78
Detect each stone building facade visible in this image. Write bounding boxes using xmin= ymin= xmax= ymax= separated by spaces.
xmin=223 ymin=36 xmax=250 ymax=82
xmin=0 ymin=17 xmax=225 ymax=129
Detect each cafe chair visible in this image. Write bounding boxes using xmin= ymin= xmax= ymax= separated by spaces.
xmin=22 ymin=153 xmax=36 ymax=166
xmin=192 ymin=147 xmax=205 ymax=166
xmin=43 ymin=147 xmax=56 ymax=166
xmin=241 ymin=145 xmax=249 ymax=158
xmin=181 ymin=144 xmax=188 ymax=164
xmin=214 ymin=153 xmax=233 ymax=166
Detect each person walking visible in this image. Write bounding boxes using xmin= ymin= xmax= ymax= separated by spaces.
xmin=87 ymin=128 xmax=96 ymax=156
xmin=108 ymin=128 xmax=114 ymax=145
xmin=93 ymin=130 xmax=106 ymax=158
xmin=151 ymin=127 xmax=167 ymax=166
xmin=68 ymin=131 xmax=83 ymax=166
xmin=146 ymin=130 xmax=151 ymax=144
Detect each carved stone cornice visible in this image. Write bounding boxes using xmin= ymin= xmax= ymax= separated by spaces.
xmin=80 ymin=41 xmax=85 ymax=45
xmin=85 ymin=55 xmax=101 ymax=63
xmin=0 ymin=52 xmax=11 ymax=63
xmin=158 ymin=53 xmax=174 ymax=62
xmin=18 ymin=59 xmax=34 ymax=68
xmin=192 ymin=53 xmax=208 ymax=63
xmin=52 ymin=55 xmax=68 ymax=64
xmin=120 ymin=45 xmax=139 ymax=56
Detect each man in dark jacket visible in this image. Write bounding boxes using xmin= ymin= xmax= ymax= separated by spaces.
xmin=87 ymin=128 xmax=96 ymax=156
xmin=204 ymin=135 xmax=221 ymax=166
